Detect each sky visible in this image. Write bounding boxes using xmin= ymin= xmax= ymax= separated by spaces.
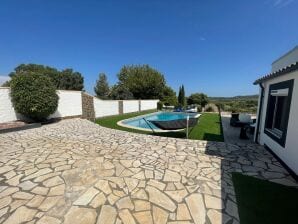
xmin=0 ymin=0 xmax=298 ymax=96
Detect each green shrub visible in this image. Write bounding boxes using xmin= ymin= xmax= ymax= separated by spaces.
xmin=10 ymin=73 xmax=59 ymax=121
xmin=231 ymin=107 xmax=238 ymax=113
xmin=215 ymin=103 xmax=224 ymax=111
xmin=157 ymin=101 xmax=163 ymax=110
xmin=205 ymin=105 xmax=214 ymax=112
xmin=196 ymin=105 xmax=202 ymax=112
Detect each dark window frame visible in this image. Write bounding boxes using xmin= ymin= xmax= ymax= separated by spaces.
xmin=264 ymin=79 xmax=294 ymax=147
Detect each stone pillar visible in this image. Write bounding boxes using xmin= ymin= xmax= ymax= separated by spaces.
xmin=81 ymin=92 xmax=95 ymax=121
xmin=119 ymin=101 xmax=123 ymax=114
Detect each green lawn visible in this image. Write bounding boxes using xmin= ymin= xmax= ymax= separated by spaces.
xmin=95 ymin=110 xmax=224 ymax=141
xmin=188 ymin=112 xmax=224 ymax=141
xmin=232 ymin=172 xmax=298 ymax=224
xmin=96 ymin=110 xmax=157 ymax=133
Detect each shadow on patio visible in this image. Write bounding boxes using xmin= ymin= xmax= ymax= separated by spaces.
xmin=220 ymin=113 xmax=254 ymax=145
xmin=203 ymin=138 xmax=298 ymax=224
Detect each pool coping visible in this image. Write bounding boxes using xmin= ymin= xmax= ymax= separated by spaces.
xmin=117 ymin=111 xmax=201 ymax=133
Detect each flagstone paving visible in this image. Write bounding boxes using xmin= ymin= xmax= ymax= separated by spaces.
xmin=0 ymin=118 xmax=296 ymax=224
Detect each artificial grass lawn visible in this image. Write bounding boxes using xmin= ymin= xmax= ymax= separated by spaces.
xmin=96 ymin=110 xmax=224 ymax=141
xmin=96 ymin=110 xmax=157 ymax=133
xmin=232 ymin=172 xmax=298 ymax=224
xmin=188 ymin=112 xmax=224 ymax=141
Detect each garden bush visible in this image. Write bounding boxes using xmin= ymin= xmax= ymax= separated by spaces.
xmin=204 ymin=104 xmax=218 ymax=112
xmin=10 ymin=73 xmax=59 ymax=121
xmin=196 ymin=105 xmax=202 ymax=112
xmin=157 ymin=101 xmax=163 ymax=110
xmin=205 ymin=105 xmax=214 ymax=112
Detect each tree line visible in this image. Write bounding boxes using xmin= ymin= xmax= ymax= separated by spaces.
xmin=2 ymin=64 xmax=84 ymax=91
xmin=94 ymin=64 xmax=177 ymax=106
xmin=94 ymin=65 xmax=210 ymax=109
xmin=2 ymin=63 xmax=210 ymax=109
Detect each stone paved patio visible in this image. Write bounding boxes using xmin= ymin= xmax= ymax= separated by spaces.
xmin=0 ymin=118 xmax=296 ymax=224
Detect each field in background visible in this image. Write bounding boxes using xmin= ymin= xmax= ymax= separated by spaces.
xmin=209 ymin=94 xmax=258 ymax=113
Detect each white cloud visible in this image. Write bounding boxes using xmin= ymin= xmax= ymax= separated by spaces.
xmin=200 ymin=37 xmax=206 ymax=41
xmin=0 ymin=76 xmax=10 ymax=85
xmin=273 ymin=0 xmax=283 ymax=6
xmin=272 ymin=0 xmax=294 ymax=7
xmin=282 ymin=0 xmax=295 ymax=6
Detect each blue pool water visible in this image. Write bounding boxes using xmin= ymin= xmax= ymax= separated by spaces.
xmin=121 ymin=112 xmax=199 ymax=130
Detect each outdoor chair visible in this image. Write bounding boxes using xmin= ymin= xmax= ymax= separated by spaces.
xmin=230 ymin=113 xmax=254 ymax=127
xmin=230 ymin=113 xmax=241 ymax=126
xmin=239 ymin=113 xmax=252 ymax=123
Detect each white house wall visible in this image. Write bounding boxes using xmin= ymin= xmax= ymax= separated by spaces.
xmin=272 ymin=46 xmax=298 ymax=72
xmin=258 ymin=70 xmax=298 ymax=174
xmin=94 ymin=98 xmax=119 ymax=117
xmin=123 ymin=100 xmax=139 ymax=113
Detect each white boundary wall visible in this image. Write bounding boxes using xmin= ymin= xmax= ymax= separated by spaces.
xmin=94 ymin=98 xmax=119 ymax=117
xmin=49 ymin=90 xmax=82 ymax=119
xmin=123 ymin=100 xmax=139 ymax=113
xmin=0 ymin=88 xmax=158 ymax=122
xmin=0 ymin=88 xmax=18 ymax=122
xmin=94 ymin=99 xmax=158 ymax=118
xmin=141 ymin=100 xmax=159 ymax=111
xmin=0 ymin=88 xmax=82 ymax=122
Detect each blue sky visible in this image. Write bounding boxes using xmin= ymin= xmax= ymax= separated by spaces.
xmin=0 ymin=0 xmax=298 ymax=96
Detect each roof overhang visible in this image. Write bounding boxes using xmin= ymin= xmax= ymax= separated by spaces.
xmin=254 ymin=62 xmax=298 ymax=85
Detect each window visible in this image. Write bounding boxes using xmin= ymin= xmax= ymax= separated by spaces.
xmin=264 ymin=79 xmax=294 ymax=147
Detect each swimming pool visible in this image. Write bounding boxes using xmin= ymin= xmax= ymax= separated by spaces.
xmin=118 ymin=111 xmax=201 ymax=132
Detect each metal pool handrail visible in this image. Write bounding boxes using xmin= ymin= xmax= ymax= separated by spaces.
xmin=142 ymin=118 xmax=155 ymax=133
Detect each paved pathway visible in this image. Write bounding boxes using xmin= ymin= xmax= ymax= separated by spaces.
xmin=220 ymin=113 xmax=254 ymax=145
xmin=0 ymin=119 xmax=296 ymax=224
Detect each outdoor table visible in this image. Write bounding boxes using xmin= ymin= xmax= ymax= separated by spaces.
xmin=239 ymin=121 xmax=253 ymax=139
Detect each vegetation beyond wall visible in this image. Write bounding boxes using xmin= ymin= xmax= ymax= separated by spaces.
xmin=209 ymin=95 xmax=258 ymax=113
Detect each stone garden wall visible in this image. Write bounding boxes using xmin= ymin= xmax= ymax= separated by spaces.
xmin=81 ymin=92 xmax=95 ymax=121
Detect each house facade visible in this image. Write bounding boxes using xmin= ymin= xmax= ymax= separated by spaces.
xmin=254 ymin=46 xmax=298 ymax=175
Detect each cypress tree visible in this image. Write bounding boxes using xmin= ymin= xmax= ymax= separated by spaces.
xmin=181 ymin=85 xmax=186 ymax=107
xmin=178 ymin=85 xmax=186 ymax=108
xmin=94 ymin=73 xmax=110 ymax=99
xmin=178 ymin=86 xmax=182 ymax=106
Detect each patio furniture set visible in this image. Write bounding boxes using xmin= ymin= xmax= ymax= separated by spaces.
xmin=230 ymin=113 xmax=256 ymax=139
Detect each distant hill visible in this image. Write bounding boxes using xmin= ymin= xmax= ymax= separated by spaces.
xmin=209 ymin=94 xmax=259 ymax=101
xmin=208 ymin=94 xmax=259 ymax=113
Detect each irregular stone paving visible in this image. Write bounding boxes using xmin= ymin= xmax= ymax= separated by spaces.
xmin=0 ymin=118 xmax=296 ymax=224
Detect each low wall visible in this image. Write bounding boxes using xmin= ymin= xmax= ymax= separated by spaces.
xmin=0 ymin=88 xmax=158 ymax=123
xmin=94 ymin=98 xmax=119 ymax=118
xmin=141 ymin=100 xmax=159 ymax=111
xmin=49 ymin=90 xmax=82 ymax=119
xmin=0 ymin=88 xmax=18 ymax=122
xmin=0 ymin=88 xmax=83 ymax=123
xmin=94 ymin=99 xmax=158 ymax=118
xmin=123 ymin=100 xmax=139 ymax=114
